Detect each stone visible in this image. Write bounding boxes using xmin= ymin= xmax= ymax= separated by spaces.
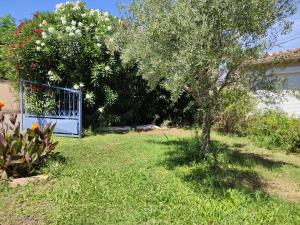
xmin=10 ymin=175 xmax=49 ymax=188
xmin=136 ymin=124 xmax=161 ymax=131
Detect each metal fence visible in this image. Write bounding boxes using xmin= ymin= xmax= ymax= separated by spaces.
xmin=20 ymin=80 xmax=82 ymax=137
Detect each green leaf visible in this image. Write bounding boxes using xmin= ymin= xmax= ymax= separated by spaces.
xmin=27 ymin=141 xmax=36 ymax=156
xmin=0 ymin=158 xmax=4 ymax=167
xmin=22 ymin=133 xmax=29 ymax=146
xmin=31 ymin=153 xmax=38 ymax=163
xmin=48 ymin=141 xmax=59 ymax=152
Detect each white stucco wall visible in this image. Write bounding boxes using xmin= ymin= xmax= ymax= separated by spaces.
xmin=258 ymin=64 xmax=300 ymax=117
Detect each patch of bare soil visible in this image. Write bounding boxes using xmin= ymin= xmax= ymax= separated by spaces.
xmin=136 ymin=128 xmax=193 ymax=137
xmin=265 ymin=179 xmax=300 ymax=202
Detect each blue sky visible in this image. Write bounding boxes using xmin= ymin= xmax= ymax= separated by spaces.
xmin=0 ymin=0 xmax=130 ymax=20
xmin=0 ymin=0 xmax=299 ymax=52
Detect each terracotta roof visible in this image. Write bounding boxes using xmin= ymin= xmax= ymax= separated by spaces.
xmin=257 ymin=48 xmax=300 ymax=65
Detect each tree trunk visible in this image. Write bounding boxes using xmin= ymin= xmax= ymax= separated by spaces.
xmin=200 ymin=110 xmax=213 ymax=157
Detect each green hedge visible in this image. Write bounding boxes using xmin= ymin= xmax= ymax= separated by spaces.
xmin=248 ymin=110 xmax=300 ymax=153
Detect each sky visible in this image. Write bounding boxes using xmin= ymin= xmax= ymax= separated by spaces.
xmin=0 ymin=0 xmax=299 ymax=53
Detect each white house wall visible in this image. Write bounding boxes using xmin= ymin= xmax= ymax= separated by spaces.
xmin=259 ymin=64 xmax=300 ymax=117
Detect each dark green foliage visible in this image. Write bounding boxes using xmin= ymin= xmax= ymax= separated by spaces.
xmin=85 ymin=66 xmax=198 ymax=128
xmin=0 ymin=15 xmax=15 ymax=79
xmin=248 ymin=110 xmax=300 ymax=153
xmin=215 ymin=88 xmax=255 ymax=136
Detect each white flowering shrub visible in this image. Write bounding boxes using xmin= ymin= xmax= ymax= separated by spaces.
xmin=8 ymin=1 xmax=198 ymax=128
xmin=9 ymin=1 xmax=126 ymax=125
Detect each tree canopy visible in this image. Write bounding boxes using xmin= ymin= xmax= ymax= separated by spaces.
xmin=0 ymin=15 xmax=15 ymax=79
xmin=118 ymin=0 xmax=296 ymax=156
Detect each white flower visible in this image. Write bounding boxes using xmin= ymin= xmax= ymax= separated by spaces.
xmin=66 ymin=26 xmax=72 ymax=32
xmin=89 ymin=10 xmax=95 ymax=16
xmin=78 ymin=22 xmax=83 ymax=27
xmin=107 ymin=26 xmax=112 ymax=31
xmin=49 ymin=73 xmax=62 ymax=82
xmin=105 ymin=66 xmax=110 ymax=71
xmin=71 ymin=20 xmax=76 ymax=26
xmin=69 ymin=32 xmax=75 ymax=37
xmin=73 ymin=84 xmax=79 ymax=90
xmin=55 ymin=3 xmax=64 ymax=11
xmin=73 ymin=5 xmax=80 ymax=10
xmin=42 ymin=32 xmax=47 ymax=39
xmin=103 ymin=12 xmax=109 ymax=17
xmin=35 ymin=40 xmax=41 ymax=45
xmin=62 ymin=20 xmax=67 ymax=25
xmin=98 ymin=107 xmax=104 ymax=113
xmin=85 ymin=27 xmax=90 ymax=31
xmin=41 ymin=43 xmax=45 ymax=47
xmin=49 ymin=74 xmax=62 ymax=82
xmin=42 ymin=20 xmax=47 ymax=25
xmin=82 ymin=13 xmax=86 ymax=17
xmin=104 ymin=17 xmax=110 ymax=22
xmin=48 ymin=70 xmax=53 ymax=75
xmin=96 ymin=43 xmax=102 ymax=47
xmin=85 ymin=92 xmax=95 ymax=100
xmin=39 ymin=23 xmax=43 ymax=27
xmin=72 ymin=26 xmax=76 ymax=30
xmin=75 ymin=29 xmax=82 ymax=36
xmin=48 ymin=27 xmax=55 ymax=33
xmin=36 ymin=46 xmax=41 ymax=51
xmin=60 ymin=16 xmax=66 ymax=21
xmin=79 ymin=82 xmax=85 ymax=88
xmin=90 ymin=23 xmax=94 ymax=27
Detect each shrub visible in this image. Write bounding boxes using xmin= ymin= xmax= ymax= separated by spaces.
xmin=7 ymin=2 xmax=196 ymax=128
xmin=248 ymin=110 xmax=300 ymax=153
xmin=214 ymin=88 xmax=255 ymax=136
xmin=0 ymin=103 xmax=58 ymax=179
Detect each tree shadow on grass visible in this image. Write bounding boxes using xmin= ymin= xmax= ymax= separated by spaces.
xmin=150 ymin=138 xmax=297 ymax=197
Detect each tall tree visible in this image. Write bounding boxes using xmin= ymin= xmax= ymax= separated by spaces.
xmin=0 ymin=15 xmax=15 ymax=79
xmin=117 ymin=0 xmax=296 ymax=157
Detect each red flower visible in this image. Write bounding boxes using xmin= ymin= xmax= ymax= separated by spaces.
xmin=32 ymin=85 xmax=48 ymax=91
xmin=11 ymin=44 xmax=16 ymax=49
xmin=30 ymin=62 xmax=37 ymax=71
xmin=34 ymin=29 xmax=44 ymax=34
xmin=15 ymin=21 xmax=25 ymax=36
xmin=32 ymin=85 xmax=42 ymax=91
xmin=18 ymin=42 xmax=23 ymax=49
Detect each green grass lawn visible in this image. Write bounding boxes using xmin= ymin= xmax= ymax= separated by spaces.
xmin=1 ymin=129 xmax=300 ymax=224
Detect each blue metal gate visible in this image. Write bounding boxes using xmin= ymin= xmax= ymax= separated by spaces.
xmin=20 ymin=80 xmax=82 ymax=137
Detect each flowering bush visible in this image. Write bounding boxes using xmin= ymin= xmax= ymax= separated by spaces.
xmin=9 ymin=1 xmax=122 ymax=121
xmin=0 ymin=102 xmax=58 ymax=179
xmin=8 ymin=1 xmax=198 ymax=127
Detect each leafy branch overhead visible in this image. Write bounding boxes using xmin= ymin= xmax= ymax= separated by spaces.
xmin=117 ymin=0 xmax=296 ymax=155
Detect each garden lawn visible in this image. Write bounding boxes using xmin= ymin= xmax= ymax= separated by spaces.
xmin=1 ymin=129 xmax=300 ymax=225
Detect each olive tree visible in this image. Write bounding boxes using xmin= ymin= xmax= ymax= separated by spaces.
xmin=118 ymin=0 xmax=296 ymax=156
